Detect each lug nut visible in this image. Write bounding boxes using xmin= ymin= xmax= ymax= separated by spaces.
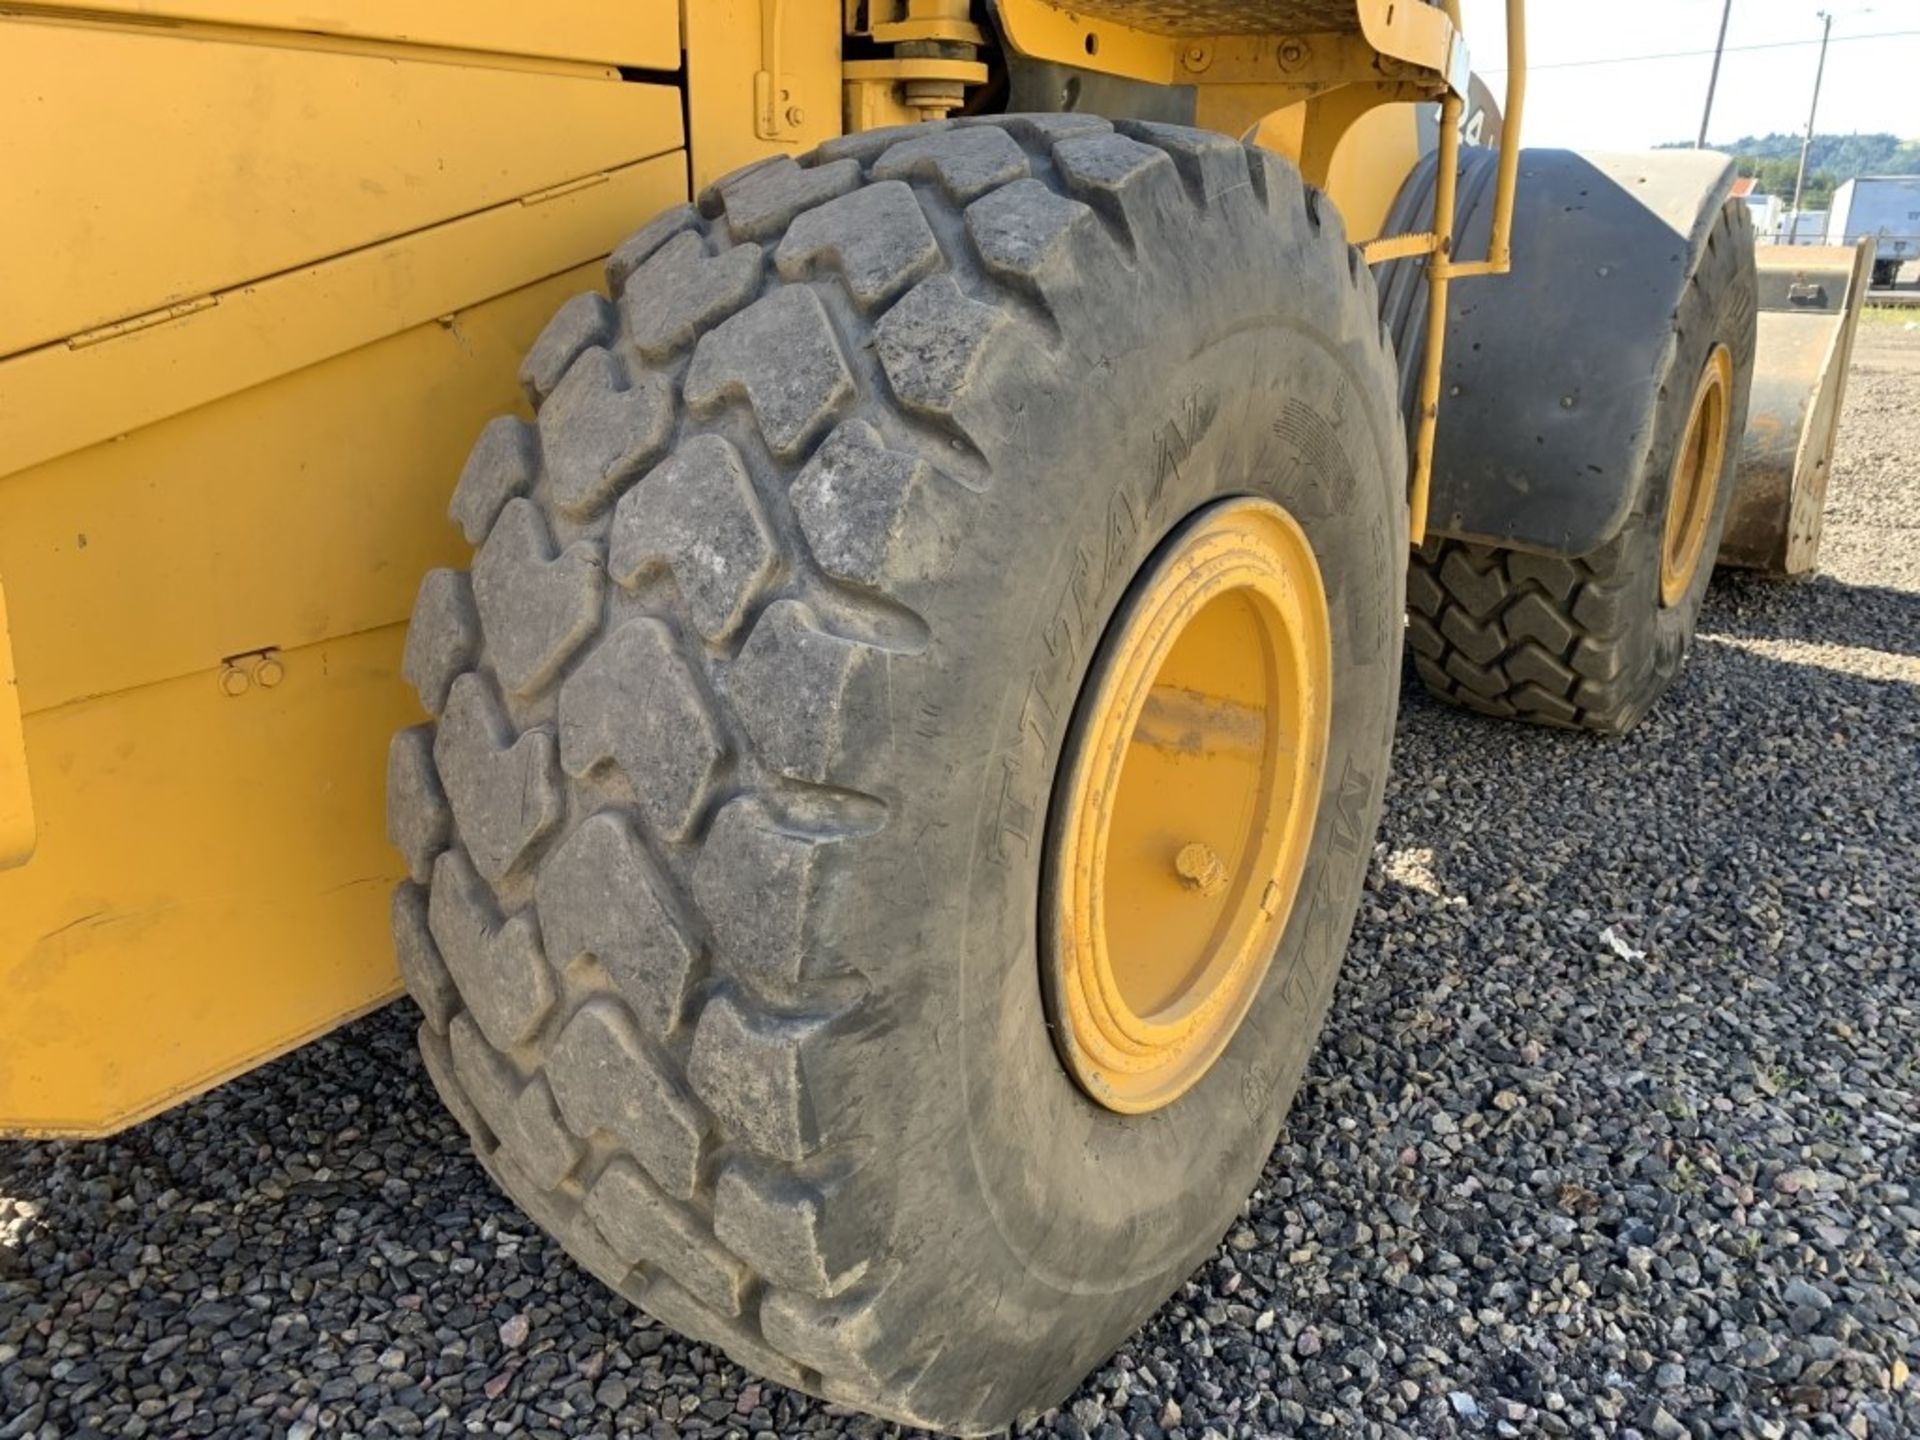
xmin=1175 ymin=842 xmax=1229 ymax=897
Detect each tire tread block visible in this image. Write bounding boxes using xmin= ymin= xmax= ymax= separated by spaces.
xmin=556 ymin=620 xmax=725 ymax=842
xmin=450 ymin=417 xmax=538 ymax=548
xmin=387 ymin=725 xmax=451 ymax=882
xmin=874 ymin=275 xmax=1010 ymax=433
xmin=714 ymin=1161 xmax=866 ymax=1299
xmin=791 ymin=420 xmax=944 ymax=591
xmin=548 ymin=1000 xmax=708 ymax=1201
xmin=608 ymin=435 xmax=778 ymax=641
xmin=686 ymin=287 xmax=857 ymax=459
xmin=693 ymin=799 xmax=850 ymax=1000
xmin=535 ymin=812 xmax=700 ymax=1038
xmin=393 ymin=885 xmax=458 ymax=1034
xmin=449 ymin=1015 xmax=581 ymax=1189
xmin=585 ymin=1157 xmax=750 ymax=1315
xmin=775 ymin=181 xmax=943 ymax=312
xmin=687 ymin=991 xmax=825 ymax=1164
xmin=964 ymin=180 xmax=1097 ymax=301
xmin=623 ymin=233 xmax=765 ymax=363
xmin=428 ymin=848 xmax=556 ymax=1050
xmin=401 ymin=569 xmax=480 ymax=716
xmin=471 ymin=499 xmax=604 ymax=697
xmin=717 ymin=156 xmax=864 ymax=241
xmin=521 ymin=293 xmax=617 ymax=406
xmin=727 ymin=600 xmax=888 ymax=786
xmin=432 ymin=674 xmax=564 ymax=882
xmin=607 ymin=204 xmax=700 ymax=292
xmin=871 ymin=126 xmax=1030 ymax=203
xmin=538 ymin=348 xmax=674 ymax=519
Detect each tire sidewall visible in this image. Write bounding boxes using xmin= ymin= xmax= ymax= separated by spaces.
xmin=1615 ymin=197 xmax=1758 ymax=719
xmin=838 ymin=277 xmax=1404 ymax=1381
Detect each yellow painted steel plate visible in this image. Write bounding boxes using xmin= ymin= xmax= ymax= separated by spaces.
xmin=0 ymin=627 xmax=412 ymax=1136
xmin=27 ymin=0 xmax=681 ymax=70
xmin=0 ymin=266 xmax=619 ymax=1137
xmin=0 ymin=17 xmax=681 ymax=356
xmin=0 ymin=160 xmax=686 ymax=717
xmin=0 ymin=12 xmax=693 ymax=1136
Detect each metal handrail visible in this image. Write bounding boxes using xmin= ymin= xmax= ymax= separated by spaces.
xmin=1361 ymin=0 xmax=1527 ymax=544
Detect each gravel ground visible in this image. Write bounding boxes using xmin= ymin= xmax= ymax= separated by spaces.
xmin=4 ymin=326 xmax=1917 ymax=1440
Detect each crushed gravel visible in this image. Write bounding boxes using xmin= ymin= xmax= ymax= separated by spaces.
xmin=3 ymin=327 xmax=1917 ymax=1440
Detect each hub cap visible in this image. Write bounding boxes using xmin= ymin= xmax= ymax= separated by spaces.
xmin=1043 ymin=498 xmax=1333 ymax=1114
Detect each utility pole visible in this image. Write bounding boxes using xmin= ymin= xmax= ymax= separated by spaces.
xmin=1696 ymin=0 xmax=1733 ymax=148
xmin=1788 ymin=11 xmax=1834 ymax=244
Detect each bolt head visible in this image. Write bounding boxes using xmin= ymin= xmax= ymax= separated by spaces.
xmin=1175 ymin=841 xmax=1229 ymax=897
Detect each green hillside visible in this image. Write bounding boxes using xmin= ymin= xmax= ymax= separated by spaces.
xmin=1657 ymin=132 xmax=1920 ymax=210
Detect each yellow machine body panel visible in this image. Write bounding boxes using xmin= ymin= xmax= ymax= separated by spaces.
xmin=2 ymin=17 xmax=679 ymax=357
xmin=1 ymin=628 xmax=413 ymax=1136
xmin=0 ymin=0 xmax=1469 ymax=1136
xmin=0 ymin=7 xmax=692 ymax=1135
xmin=43 ymin=0 xmax=682 ymax=69
xmin=685 ymin=0 xmax=843 ymax=189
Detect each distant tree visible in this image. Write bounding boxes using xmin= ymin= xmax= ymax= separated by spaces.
xmin=1657 ymin=132 xmax=1920 ymax=201
xmin=1738 ymin=155 xmax=1836 ymax=209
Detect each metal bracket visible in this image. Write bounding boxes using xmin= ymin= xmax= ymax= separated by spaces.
xmin=844 ymin=0 xmax=986 ymax=132
xmin=869 ymin=1 xmax=984 ymax=48
xmin=755 ymin=0 xmax=803 ymax=140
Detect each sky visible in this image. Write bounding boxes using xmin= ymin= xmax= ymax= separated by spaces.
xmin=1458 ymin=1 xmax=1920 ymax=151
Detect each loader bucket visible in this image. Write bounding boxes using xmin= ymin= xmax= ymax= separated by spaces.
xmin=1717 ymin=240 xmax=1874 ymax=577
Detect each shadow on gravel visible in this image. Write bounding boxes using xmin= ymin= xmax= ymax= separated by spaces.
xmin=1704 ymin=569 xmax=1920 ymax=659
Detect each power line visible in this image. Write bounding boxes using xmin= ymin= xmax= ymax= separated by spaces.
xmin=1483 ymin=28 xmax=1920 ymax=74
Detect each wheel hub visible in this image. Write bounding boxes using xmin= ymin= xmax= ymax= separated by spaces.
xmin=1042 ymin=498 xmax=1332 ymax=1114
xmin=1661 ymin=343 xmax=1734 ymax=606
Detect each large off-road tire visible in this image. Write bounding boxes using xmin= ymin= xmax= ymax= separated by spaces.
xmin=1406 ymin=196 xmax=1757 ymax=733
xmin=387 ymin=116 xmax=1404 ymax=1433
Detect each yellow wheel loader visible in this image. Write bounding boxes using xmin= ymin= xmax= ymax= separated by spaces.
xmin=0 ymin=2 xmax=1872 ymax=1431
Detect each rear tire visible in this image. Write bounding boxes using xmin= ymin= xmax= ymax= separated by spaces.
xmin=1407 ymin=196 xmax=1756 ymax=733
xmin=389 ymin=117 xmax=1404 ymax=1433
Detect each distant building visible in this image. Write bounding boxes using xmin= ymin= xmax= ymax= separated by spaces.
xmin=1779 ymin=210 xmax=1827 ymax=245
xmin=1827 ymin=177 xmax=1920 ymax=286
xmin=1738 ymin=184 xmax=1783 ymax=238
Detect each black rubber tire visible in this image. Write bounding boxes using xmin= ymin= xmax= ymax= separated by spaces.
xmin=1405 ymin=196 xmax=1757 ymax=734
xmin=387 ymin=116 xmax=1405 ymax=1434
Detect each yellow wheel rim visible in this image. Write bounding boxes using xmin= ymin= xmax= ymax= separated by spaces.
xmin=1043 ymin=498 xmax=1333 ymax=1115
xmin=1660 ymin=344 xmax=1733 ymax=607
